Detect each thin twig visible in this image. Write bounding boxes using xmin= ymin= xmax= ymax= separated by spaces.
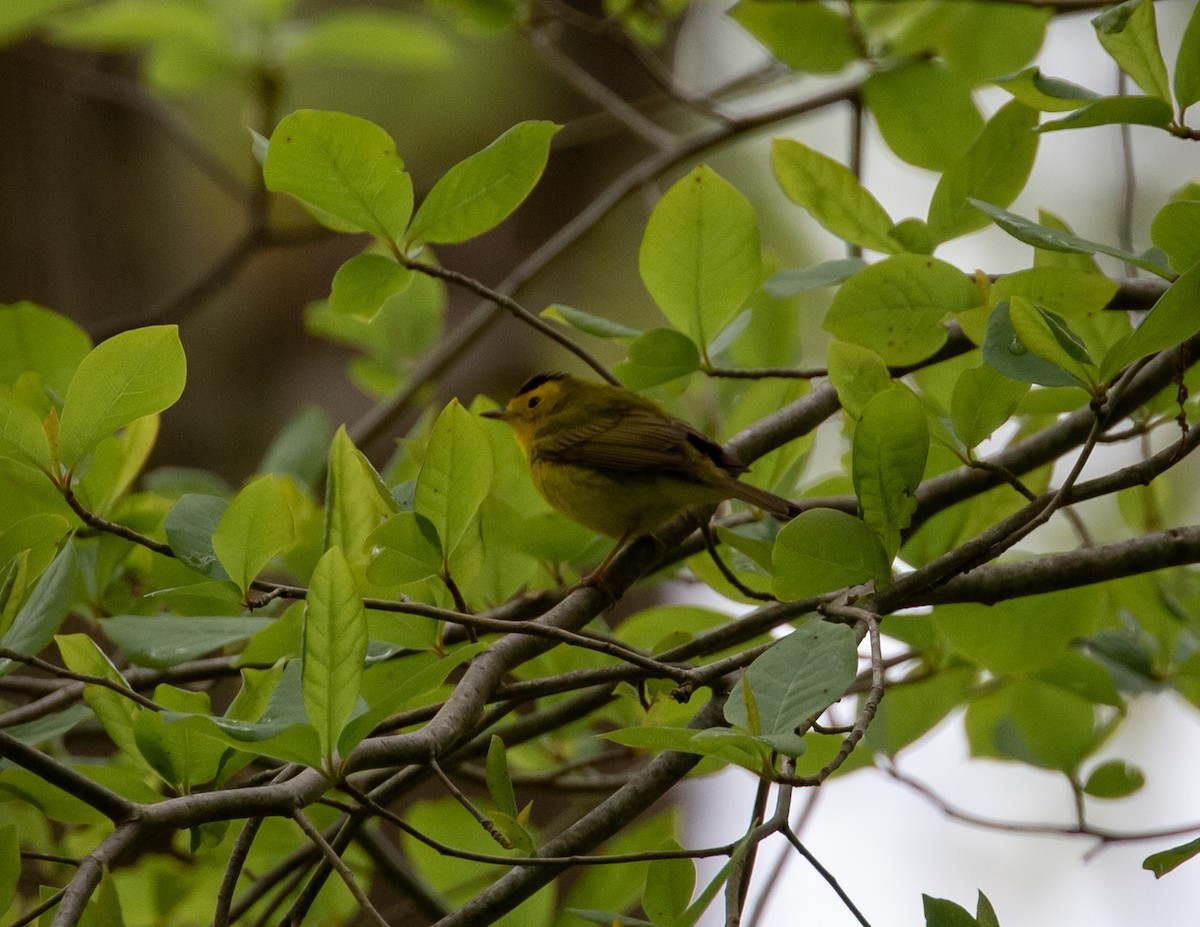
xmin=0 ymin=647 xmax=164 ymax=713
xmin=291 ymin=809 xmax=390 ymax=927
xmin=429 ymin=759 xmax=515 ymax=850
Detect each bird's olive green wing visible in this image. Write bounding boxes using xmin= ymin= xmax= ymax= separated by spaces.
xmin=533 ymin=406 xmax=746 ymax=476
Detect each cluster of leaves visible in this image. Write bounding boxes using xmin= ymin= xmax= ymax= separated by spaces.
xmin=3 ymin=0 xmax=1200 ymax=926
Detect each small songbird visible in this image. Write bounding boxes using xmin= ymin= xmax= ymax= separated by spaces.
xmin=481 ymin=373 xmax=799 ymax=578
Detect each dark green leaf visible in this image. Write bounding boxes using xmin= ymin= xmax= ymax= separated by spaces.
xmin=103 ymin=615 xmax=273 ymax=668
xmin=0 ymin=544 xmax=80 ymax=679
xmin=1144 ymin=836 xmax=1200 ymax=878
xmin=923 ymin=895 xmax=978 ymax=927
xmin=968 ymin=200 xmax=1173 ymax=278
xmin=982 ymin=301 xmax=1082 ymax=387
xmin=164 ymin=494 xmax=229 ymax=580
xmin=725 ymin=620 xmax=858 ymax=756
xmin=765 ymin=258 xmax=867 ymax=297
xmin=1083 ymin=759 xmax=1145 ymax=798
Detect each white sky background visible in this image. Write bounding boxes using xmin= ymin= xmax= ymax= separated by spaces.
xmin=668 ymin=2 xmax=1200 ymax=925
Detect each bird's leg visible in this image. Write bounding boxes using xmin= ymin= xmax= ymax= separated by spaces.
xmin=579 ymin=532 xmax=630 ymax=590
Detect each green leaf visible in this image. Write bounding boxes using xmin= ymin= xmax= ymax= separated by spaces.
xmin=55 ymin=632 xmax=143 ymax=765
xmin=415 ymin=400 xmax=493 ymax=557
xmin=639 ymin=165 xmax=761 ymax=350
xmin=934 ymin=586 xmax=1101 ymax=673
xmin=764 ymin=258 xmax=867 ymax=297
xmin=103 ymin=615 xmax=273 ymax=668
xmin=1092 ymin=0 xmax=1170 ymax=102
xmin=643 ymin=841 xmax=695 ymax=925
xmin=164 ymin=494 xmax=229 ymax=580
xmin=933 ymin=1 xmax=1050 ymax=83
xmin=770 ymin=139 xmax=899 ymax=254
xmin=1007 ymin=296 xmax=1096 ymax=387
xmin=968 ymin=676 xmax=1099 ymax=772
xmin=541 ymin=304 xmax=641 ymax=339
xmin=1038 ymin=95 xmax=1174 ymax=132
xmin=283 ymin=10 xmax=451 ymax=72
xmin=57 ymin=325 xmax=186 ymax=470
xmin=0 ymin=0 xmax=80 ymax=44
xmin=325 ymin=426 xmax=398 ymax=567
xmin=928 ymin=100 xmax=1040 ymax=244
xmin=993 ymin=67 xmax=1100 ymax=112
xmin=826 ymin=339 xmax=892 ymax=419
xmin=772 ymin=509 xmax=891 ymax=601
xmin=1083 ymin=759 xmax=1145 ymax=798
xmin=1150 ymin=200 xmax=1200 ymax=274
xmin=0 ymin=544 xmax=80 ymax=679
xmin=135 ymin=685 xmax=223 ymax=790
xmin=408 ymin=121 xmax=561 ymax=245
xmin=729 ymin=0 xmax=857 ymax=73
xmin=852 ymin=388 xmax=929 ymax=555
xmin=725 ymin=620 xmax=859 ymax=756
xmin=923 ymin=895 xmax=978 ymax=927
xmin=485 ymin=736 xmax=518 ymax=818
xmin=976 ymin=892 xmax=1000 ymax=927
xmin=264 ymin=110 xmax=414 ymax=245
xmin=329 ymin=253 xmax=412 ymax=319
xmin=1175 ymin=2 xmax=1200 ymax=110
xmin=968 ymin=200 xmax=1174 ymax=278
xmin=1100 ymin=264 xmax=1200 ymax=380
xmin=212 ymin=475 xmax=297 ymax=594
xmin=366 ymin=511 xmax=443 ymax=585
xmin=0 ymin=823 xmax=17 ymax=917
xmin=0 ymin=387 xmax=52 ymax=473
xmin=866 ymin=665 xmax=977 ymax=757
xmin=950 ymin=364 xmax=1029 ymax=449
xmin=0 ymin=302 xmax=92 ymax=395
xmin=982 ymin=301 xmax=1081 ymax=388
xmin=601 ymin=725 xmax=770 ymax=773
xmin=1144 ymin=836 xmax=1200 ymax=878
xmin=825 ymin=254 xmax=976 ymax=367
xmin=613 ymin=328 xmax=701 ymax=390
xmin=303 ymin=546 xmax=367 ymax=766
xmin=259 ymin=405 xmax=334 ymax=487
xmin=863 ymin=61 xmax=984 ymax=171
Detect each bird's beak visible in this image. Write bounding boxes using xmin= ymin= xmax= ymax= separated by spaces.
xmin=480 ymin=408 xmax=508 ymax=421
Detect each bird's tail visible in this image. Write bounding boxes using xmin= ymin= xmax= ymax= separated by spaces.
xmin=725 ymin=479 xmax=803 ymax=522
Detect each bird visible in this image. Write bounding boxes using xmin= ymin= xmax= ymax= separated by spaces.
xmin=481 ymin=372 xmax=800 ymax=580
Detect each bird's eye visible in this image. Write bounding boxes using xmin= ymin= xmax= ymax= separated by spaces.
xmin=528 ymin=396 xmax=541 ymax=409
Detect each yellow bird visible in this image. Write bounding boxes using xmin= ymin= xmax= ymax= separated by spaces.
xmin=482 ymin=373 xmax=800 ymax=578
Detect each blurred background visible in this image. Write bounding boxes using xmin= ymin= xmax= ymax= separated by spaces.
xmin=3 ymin=0 xmax=1200 ymax=923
